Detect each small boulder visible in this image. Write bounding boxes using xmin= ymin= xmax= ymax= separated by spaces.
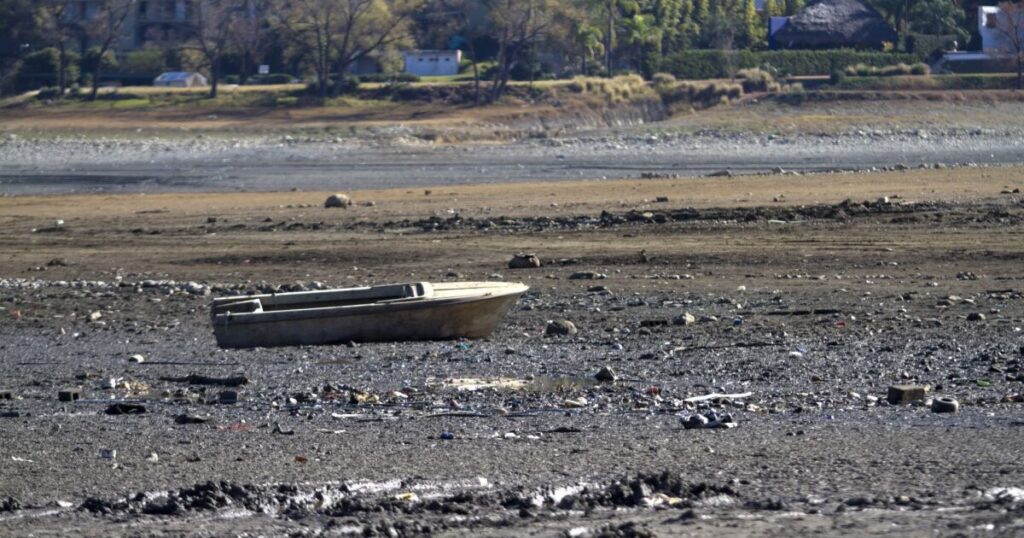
xmin=595 ymin=366 xmax=618 ymax=383
xmin=324 ymin=193 xmax=352 ymax=208
xmin=545 ymin=319 xmax=577 ymax=337
xmin=967 ymin=312 xmax=986 ymax=322
xmin=509 ymin=253 xmax=542 ymax=269
xmin=673 ymin=312 xmax=697 ymax=326
xmin=887 ymin=384 xmax=926 ymax=405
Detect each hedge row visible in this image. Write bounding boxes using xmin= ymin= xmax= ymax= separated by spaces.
xmin=661 ymin=50 xmax=920 ymax=79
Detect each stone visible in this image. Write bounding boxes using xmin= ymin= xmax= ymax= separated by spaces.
xmin=88 ymin=311 xmax=102 ymax=322
xmin=931 ymin=396 xmax=959 ymax=413
xmin=707 ymin=170 xmax=733 ymax=178
xmin=324 ymin=193 xmax=352 ymax=208
xmin=128 ymin=354 xmax=145 ymax=363
xmin=967 ymin=312 xmax=986 ymax=321
xmin=218 ymin=390 xmax=239 ymax=404
xmin=887 ymin=385 xmax=926 ymax=405
xmin=595 ymin=366 xmax=618 ymax=383
xmin=105 ymin=403 xmax=146 ymax=415
xmin=508 ymin=253 xmax=542 ymax=269
xmin=673 ymin=312 xmax=697 ymax=326
xmin=545 ymin=319 xmax=577 ymax=337
xmin=569 ymin=271 xmax=606 ymax=280
xmin=174 ymin=414 xmax=210 ymax=424
xmin=58 ymin=389 xmax=80 ymax=402
xmin=0 ymin=390 xmax=12 ymax=400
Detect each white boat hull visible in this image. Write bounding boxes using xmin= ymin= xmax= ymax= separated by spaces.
xmin=210 ymin=282 xmax=526 ymax=348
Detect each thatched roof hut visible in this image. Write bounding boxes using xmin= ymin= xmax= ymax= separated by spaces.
xmin=772 ymin=0 xmax=898 ymax=50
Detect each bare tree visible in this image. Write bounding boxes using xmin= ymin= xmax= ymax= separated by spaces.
xmin=995 ymin=1 xmax=1024 ymax=90
xmin=191 ymin=0 xmax=243 ymax=98
xmin=487 ymin=0 xmax=568 ymax=102
xmin=36 ymin=0 xmax=76 ymax=95
xmin=229 ymin=0 xmax=273 ymax=83
xmin=276 ymin=0 xmax=420 ymax=99
xmin=84 ymin=0 xmax=135 ymax=100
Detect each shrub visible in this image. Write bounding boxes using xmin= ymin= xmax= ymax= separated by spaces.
xmin=15 ymin=48 xmax=80 ymax=91
xmin=662 ymin=49 xmax=919 ymax=78
xmin=736 ymin=67 xmax=775 ymax=92
xmin=223 ymin=74 xmax=240 ymax=84
xmin=36 ymin=86 xmax=62 ymax=99
xmin=122 ymin=47 xmax=167 ymax=75
xmin=251 ymin=73 xmax=297 ymax=85
xmin=844 ymin=62 xmax=929 ymax=77
xmin=356 ymin=73 xmax=420 ymax=83
xmin=651 ymin=72 xmax=676 ymax=87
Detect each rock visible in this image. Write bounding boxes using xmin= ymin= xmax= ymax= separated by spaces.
xmin=563 ymin=397 xmax=588 ymax=408
xmin=967 ymin=312 xmax=986 ymax=321
xmin=439 ymin=431 xmax=455 ymax=440
xmin=931 ymin=396 xmax=959 ymax=413
xmin=324 ymin=193 xmax=352 ymax=208
xmin=146 ymin=452 xmax=160 ymax=462
xmin=545 ymin=319 xmax=577 ymax=336
xmin=105 ymin=403 xmax=146 ymax=415
xmin=217 ymin=390 xmax=239 ymax=404
xmin=569 ymin=271 xmax=606 ymax=280
xmin=58 ymin=389 xmax=80 ymax=402
xmin=887 ymin=385 xmax=927 ymax=405
xmin=88 ymin=311 xmax=102 ymax=322
xmin=508 ymin=253 xmax=542 ymax=269
xmin=595 ymin=366 xmax=618 ymax=383
xmin=174 ymin=414 xmax=210 ymax=425
xmin=128 ymin=354 xmax=145 ymax=363
xmin=707 ymin=170 xmax=733 ymax=178
xmin=0 ymin=390 xmax=12 ymax=400
xmin=184 ymin=282 xmax=209 ymax=296
xmin=673 ymin=312 xmax=697 ymax=326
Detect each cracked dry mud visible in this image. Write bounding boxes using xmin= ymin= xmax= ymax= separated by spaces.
xmin=0 ymin=168 xmax=1023 ymax=537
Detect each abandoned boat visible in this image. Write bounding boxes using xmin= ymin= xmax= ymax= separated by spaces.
xmin=209 ymin=281 xmax=528 ymax=348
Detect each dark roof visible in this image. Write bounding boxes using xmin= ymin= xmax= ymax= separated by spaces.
xmin=773 ymin=0 xmax=898 ymax=50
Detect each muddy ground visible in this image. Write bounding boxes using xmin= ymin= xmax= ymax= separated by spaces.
xmin=0 ymin=167 xmax=1023 ymax=536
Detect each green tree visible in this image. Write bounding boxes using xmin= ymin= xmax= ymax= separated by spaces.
xmin=743 ymin=0 xmax=764 ymax=48
xmin=622 ymin=12 xmax=661 ymax=77
xmin=695 ymin=0 xmax=709 ymax=25
xmin=0 ymin=0 xmax=42 ymax=94
xmin=785 ymin=0 xmax=804 ymax=16
xmin=487 ymin=0 xmax=570 ymax=100
xmin=764 ymin=0 xmax=781 ymax=18
xmin=35 ymin=0 xmax=78 ymax=95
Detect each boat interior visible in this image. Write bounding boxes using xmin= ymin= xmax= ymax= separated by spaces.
xmin=211 ymin=282 xmax=433 ymax=317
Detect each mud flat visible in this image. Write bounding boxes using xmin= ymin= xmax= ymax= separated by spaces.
xmin=0 ymin=168 xmax=1023 ymax=536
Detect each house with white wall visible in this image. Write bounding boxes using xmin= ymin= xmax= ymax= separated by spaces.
xmin=402 ymin=50 xmax=462 ymax=77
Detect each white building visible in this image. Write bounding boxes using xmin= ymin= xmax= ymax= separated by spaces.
xmin=402 ymin=50 xmax=462 ymax=77
xmin=979 ymin=5 xmax=1024 ymax=54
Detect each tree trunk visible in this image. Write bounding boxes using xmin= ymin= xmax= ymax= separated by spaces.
xmin=90 ymin=64 xmax=101 ymax=100
xmin=606 ymin=3 xmax=613 ymax=76
xmin=57 ymin=41 xmax=68 ymax=96
xmin=209 ymin=58 xmax=219 ymax=98
xmin=1017 ymin=54 xmax=1022 ymax=90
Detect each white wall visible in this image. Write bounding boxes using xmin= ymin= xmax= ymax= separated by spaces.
xmin=403 ymin=50 xmax=462 ymax=77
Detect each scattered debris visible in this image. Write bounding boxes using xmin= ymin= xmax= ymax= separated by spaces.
xmin=887 ymin=385 xmax=927 ymax=405
xmin=931 ymin=396 xmax=960 ymax=413
xmin=104 ymin=403 xmax=146 ymax=415
xmin=682 ymin=411 xmax=737 ymax=429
